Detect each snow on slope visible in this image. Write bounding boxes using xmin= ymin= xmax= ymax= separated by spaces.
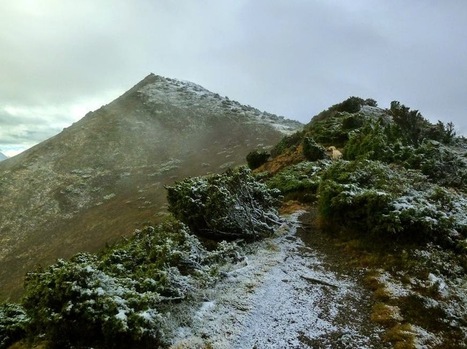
xmin=138 ymin=75 xmax=302 ymax=135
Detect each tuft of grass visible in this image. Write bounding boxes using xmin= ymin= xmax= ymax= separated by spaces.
xmin=370 ymin=302 xmax=403 ymax=326
xmin=384 ymin=323 xmax=416 ymax=349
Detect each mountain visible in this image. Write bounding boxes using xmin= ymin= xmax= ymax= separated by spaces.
xmin=0 ymin=152 xmax=7 ymax=161
xmin=2 ymin=96 xmax=465 ymax=348
xmin=0 ymin=73 xmax=302 ymax=300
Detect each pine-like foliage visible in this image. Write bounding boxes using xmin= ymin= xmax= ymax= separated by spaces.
xmin=166 ymin=167 xmax=282 ymax=240
xmin=20 ymin=221 xmax=240 ymax=348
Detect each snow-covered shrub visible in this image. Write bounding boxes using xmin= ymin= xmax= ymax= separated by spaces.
xmin=344 ymin=120 xmax=402 ymax=162
xmin=22 ymin=221 xmax=240 ymax=348
xmin=166 ymin=167 xmax=282 ymax=240
xmin=406 ymin=140 xmax=467 ymax=190
xmin=344 ymin=120 xmax=466 ymax=190
xmin=318 ymin=160 xmax=467 ymax=247
xmin=267 ymin=161 xmax=330 ymax=202
xmin=0 ymin=303 xmax=29 ymax=349
xmin=305 ymin=112 xmax=351 ymax=147
xmin=24 ymin=253 xmax=164 ymax=348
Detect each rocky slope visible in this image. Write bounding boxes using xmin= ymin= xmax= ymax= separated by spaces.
xmin=0 ymin=74 xmax=302 ymax=300
xmin=0 ymin=153 xmax=7 ymax=162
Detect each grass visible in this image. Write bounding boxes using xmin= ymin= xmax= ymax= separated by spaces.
xmin=321 ymin=230 xmax=467 ymax=348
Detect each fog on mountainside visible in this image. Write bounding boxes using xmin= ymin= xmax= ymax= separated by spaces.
xmin=0 ymin=74 xmax=302 ymax=301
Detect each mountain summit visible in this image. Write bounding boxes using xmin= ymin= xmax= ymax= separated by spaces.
xmin=0 ymin=74 xmax=302 ymax=300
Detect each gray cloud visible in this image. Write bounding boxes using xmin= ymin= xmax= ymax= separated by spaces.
xmin=1 ymin=0 xmax=466 ymax=155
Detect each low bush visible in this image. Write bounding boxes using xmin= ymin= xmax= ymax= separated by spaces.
xmin=318 ymin=160 xmax=467 ymax=246
xmin=246 ymin=150 xmax=269 ymax=170
xmin=22 ymin=221 xmax=240 ymax=348
xmin=406 ymin=140 xmax=467 ymax=190
xmin=302 ymin=137 xmax=327 ymax=161
xmin=267 ymin=161 xmax=330 ymax=202
xmin=0 ymin=303 xmax=29 ymax=349
xmin=166 ymin=167 xmax=282 ymax=240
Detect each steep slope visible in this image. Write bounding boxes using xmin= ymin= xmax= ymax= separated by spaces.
xmin=0 ymin=152 xmax=7 ymax=162
xmin=0 ymin=74 xmax=302 ymax=300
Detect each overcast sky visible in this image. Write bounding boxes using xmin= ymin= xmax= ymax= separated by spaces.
xmin=1 ymin=0 xmax=466 ymax=156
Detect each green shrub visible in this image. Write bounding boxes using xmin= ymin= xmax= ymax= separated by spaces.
xmin=317 ymin=160 xmax=467 ymax=246
xmin=24 ymin=253 xmax=164 ymax=348
xmin=342 ymin=114 xmax=365 ymax=130
xmin=343 ymin=120 xmax=411 ymax=163
xmin=306 ymin=114 xmax=351 ymax=147
xmin=406 ymin=140 xmax=467 ymax=190
xmin=318 ymin=173 xmax=393 ymax=233
xmin=22 ymin=221 xmax=240 ymax=348
xmin=166 ymin=167 xmax=282 ymax=240
xmin=246 ymin=150 xmax=269 ymax=169
xmin=364 ymin=98 xmax=378 ymax=107
xmin=0 ymin=303 xmax=29 ymax=349
xmin=267 ymin=161 xmax=330 ymax=202
xmin=302 ymin=137 xmax=327 ymax=161
xmin=336 ymin=96 xmax=365 ymax=113
xmin=389 ymin=101 xmax=433 ymax=146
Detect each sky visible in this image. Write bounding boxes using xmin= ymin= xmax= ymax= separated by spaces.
xmin=1 ymin=0 xmax=466 ymax=157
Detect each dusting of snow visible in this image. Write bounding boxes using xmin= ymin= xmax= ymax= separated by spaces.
xmin=360 ymin=105 xmax=387 ymax=118
xmin=376 ymin=271 xmax=411 ymax=299
xmin=137 ymin=75 xmax=302 ymax=135
xmin=170 ymin=212 xmax=386 ymax=348
xmin=411 ymin=325 xmax=443 ymax=348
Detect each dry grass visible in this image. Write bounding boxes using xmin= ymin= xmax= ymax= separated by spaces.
xmin=370 ymin=302 xmax=403 ymax=326
xmin=256 ymin=145 xmax=305 ymax=175
xmin=279 ymin=200 xmax=309 ymax=215
xmin=384 ymin=324 xmax=417 ymax=349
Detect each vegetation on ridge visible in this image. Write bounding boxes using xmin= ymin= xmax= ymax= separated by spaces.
xmin=253 ymin=96 xmax=467 ymax=348
xmin=1 ymin=96 xmax=466 ymax=348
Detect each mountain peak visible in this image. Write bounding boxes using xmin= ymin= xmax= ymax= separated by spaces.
xmin=0 ymin=74 xmax=302 ymax=300
xmin=119 ymin=74 xmax=302 ymax=134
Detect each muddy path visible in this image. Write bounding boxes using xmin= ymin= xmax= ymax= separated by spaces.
xmin=170 ymin=211 xmax=388 ymax=348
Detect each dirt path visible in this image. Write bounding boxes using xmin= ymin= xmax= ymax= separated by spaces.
xmin=170 ymin=211 xmax=388 ymax=348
